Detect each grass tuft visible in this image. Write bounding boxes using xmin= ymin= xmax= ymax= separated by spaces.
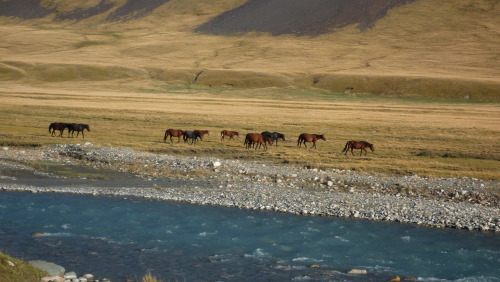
xmin=0 ymin=251 xmax=49 ymax=282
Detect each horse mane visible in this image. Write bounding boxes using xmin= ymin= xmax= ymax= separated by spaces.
xmin=361 ymin=141 xmax=373 ymax=147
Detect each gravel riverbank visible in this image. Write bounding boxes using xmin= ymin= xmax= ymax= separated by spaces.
xmin=1 ymin=143 xmax=499 ymax=231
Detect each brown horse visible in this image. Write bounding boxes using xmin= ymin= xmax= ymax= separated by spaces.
xmin=221 ymin=130 xmax=240 ymax=141
xmin=49 ymin=122 xmax=68 ymax=137
xmin=244 ymin=133 xmax=272 ymax=150
xmin=195 ymin=130 xmax=209 ymax=138
xmin=342 ymin=141 xmax=375 ymax=156
xmin=163 ymin=129 xmax=185 ymax=143
xmin=297 ymin=133 xmax=326 ymax=149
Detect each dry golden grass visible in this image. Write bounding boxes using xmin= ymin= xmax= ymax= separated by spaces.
xmin=0 ymin=0 xmax=498 ymax=99
xmin=0 ymin=82 xmax=498 ymax=180
xmin=0 ymin=0 xmax=498 ymax=179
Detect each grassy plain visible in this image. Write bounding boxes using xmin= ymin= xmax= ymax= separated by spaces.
xmin=1 ymin=82 xmax=498 ymax=180
xmin=0 ymin=0 xmax=498 ymax=180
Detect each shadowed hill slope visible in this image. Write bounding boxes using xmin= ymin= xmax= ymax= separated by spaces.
xmin=0 ymin=0 xmax=498 ymax=101
xmin=196 ymin=0 xmax=416 ymax=36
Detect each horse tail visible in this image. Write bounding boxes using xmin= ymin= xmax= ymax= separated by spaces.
xmin=163 ymin=130 xmax=168 ymax=142
xmin=49 ymin=124 xmax=53 ymax=133
xmin=342 ymin=141 xmax=350 ymax=152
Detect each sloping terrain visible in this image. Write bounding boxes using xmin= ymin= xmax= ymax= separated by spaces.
xmin=196 ymin=0 xmax=416 ymax=36
xmin=0 ymin=0 xmax=498 ymax=100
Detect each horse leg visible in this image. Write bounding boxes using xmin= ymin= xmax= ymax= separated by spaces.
xmin=351 ymin=148 xmax=355 ymax=156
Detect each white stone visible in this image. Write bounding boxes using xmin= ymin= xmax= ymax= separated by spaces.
xmin=41 ymin=276 xmax=65 ymax=282
xmin=348 ymin=269 xmax=367 ymax=274
xmin=63 ymin=271 xmax=77 ymax=279
xmin=213 ymin=161 xmax=221 ymax=168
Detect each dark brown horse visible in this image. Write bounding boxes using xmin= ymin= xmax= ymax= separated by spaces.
xmin=297 ymin=133 xmax=326 ymax=149
xmin=261 ymin=131 xmax=286 ymax=146
xmin=244 ymin=133 xmax=272 ymax=150
xmin=163 ymin=129 xmax=184 ymax=143
xmin=195 ymin=130 xmax=209 ymax=138
xmin=342 ymin=141 xmax=375 ymax=156
xmin=183 ymin=130 xmax=203 ymax=144
xmin=49 ymin=122 xmax=68 ymax=137
xmin=67 ymin=123 xmax=90 ymax=139
xmin=221 ymin=130 xmax=240 ymax=141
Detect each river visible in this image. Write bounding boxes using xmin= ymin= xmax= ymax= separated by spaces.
xmin=0 ymin=191 xmax=498 ymax=281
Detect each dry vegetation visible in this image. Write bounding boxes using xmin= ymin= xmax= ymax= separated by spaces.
xmin=0 ymin=0 xmax=498 ymax=180
xmin=0 ymin=83 xmax=498 ymax=180
xmin=0 ymin=0 xmax=499 ymax=100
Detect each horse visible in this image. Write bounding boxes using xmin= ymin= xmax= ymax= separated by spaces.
xmin=221 ymin=130 xmax=240 ymax=141
xmin=261 ymin=131 xmax=286 ymax=146
xmin=342 ymin=141 xmax=375 ymax=156
xmin=183 ymin=130 xmax=203 ymax=145
xmin=49 ymin=122 xmax=68 ymax=137
xmin=244 ymin=133 xmax=272 ymax=150
xmin=297 ymin=133 xmax=326 ymax=149
xmin=195 ymin=130 xmax=209 ymax=138
xmin=67 ymin=123 xmax=90 ymax=139
xmin=163 ymin=129 xmax=184 ymax=143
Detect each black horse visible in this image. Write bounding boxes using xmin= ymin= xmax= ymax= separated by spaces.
xmin=49 ymin=122 xmax=68 ymax=137
xmin=67 ymin=123 xmax=90 ymax=139
xmin=261 ymin=131 xmax=286 ymax=146
xmin=183 ymin=131 xmax=203 ymax=144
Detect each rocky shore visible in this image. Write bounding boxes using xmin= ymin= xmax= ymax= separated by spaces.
xmin=1 ymin=143 xmax=499 ymax=232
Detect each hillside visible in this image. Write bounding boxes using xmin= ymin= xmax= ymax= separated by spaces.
xmin=0 ymin=0 xmax=499 ymax=100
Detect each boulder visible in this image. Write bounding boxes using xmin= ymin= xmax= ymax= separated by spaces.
xmin=29 ymin=260 xmax=65 ymax=276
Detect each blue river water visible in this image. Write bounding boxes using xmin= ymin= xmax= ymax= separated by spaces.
xmin=0 ymin=191 xmax=498 ymax=281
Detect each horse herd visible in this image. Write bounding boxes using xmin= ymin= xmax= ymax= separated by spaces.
xmin=164 ymin=129 xmax=375 ymax=156
xmin=48 ymin=122 xmax=90 ymax=139
xmin=47 ymin=123 xmax=374 ymax=156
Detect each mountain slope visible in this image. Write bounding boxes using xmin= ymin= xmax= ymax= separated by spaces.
xmin=0 ymin=0 xmax=498 ymax=100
